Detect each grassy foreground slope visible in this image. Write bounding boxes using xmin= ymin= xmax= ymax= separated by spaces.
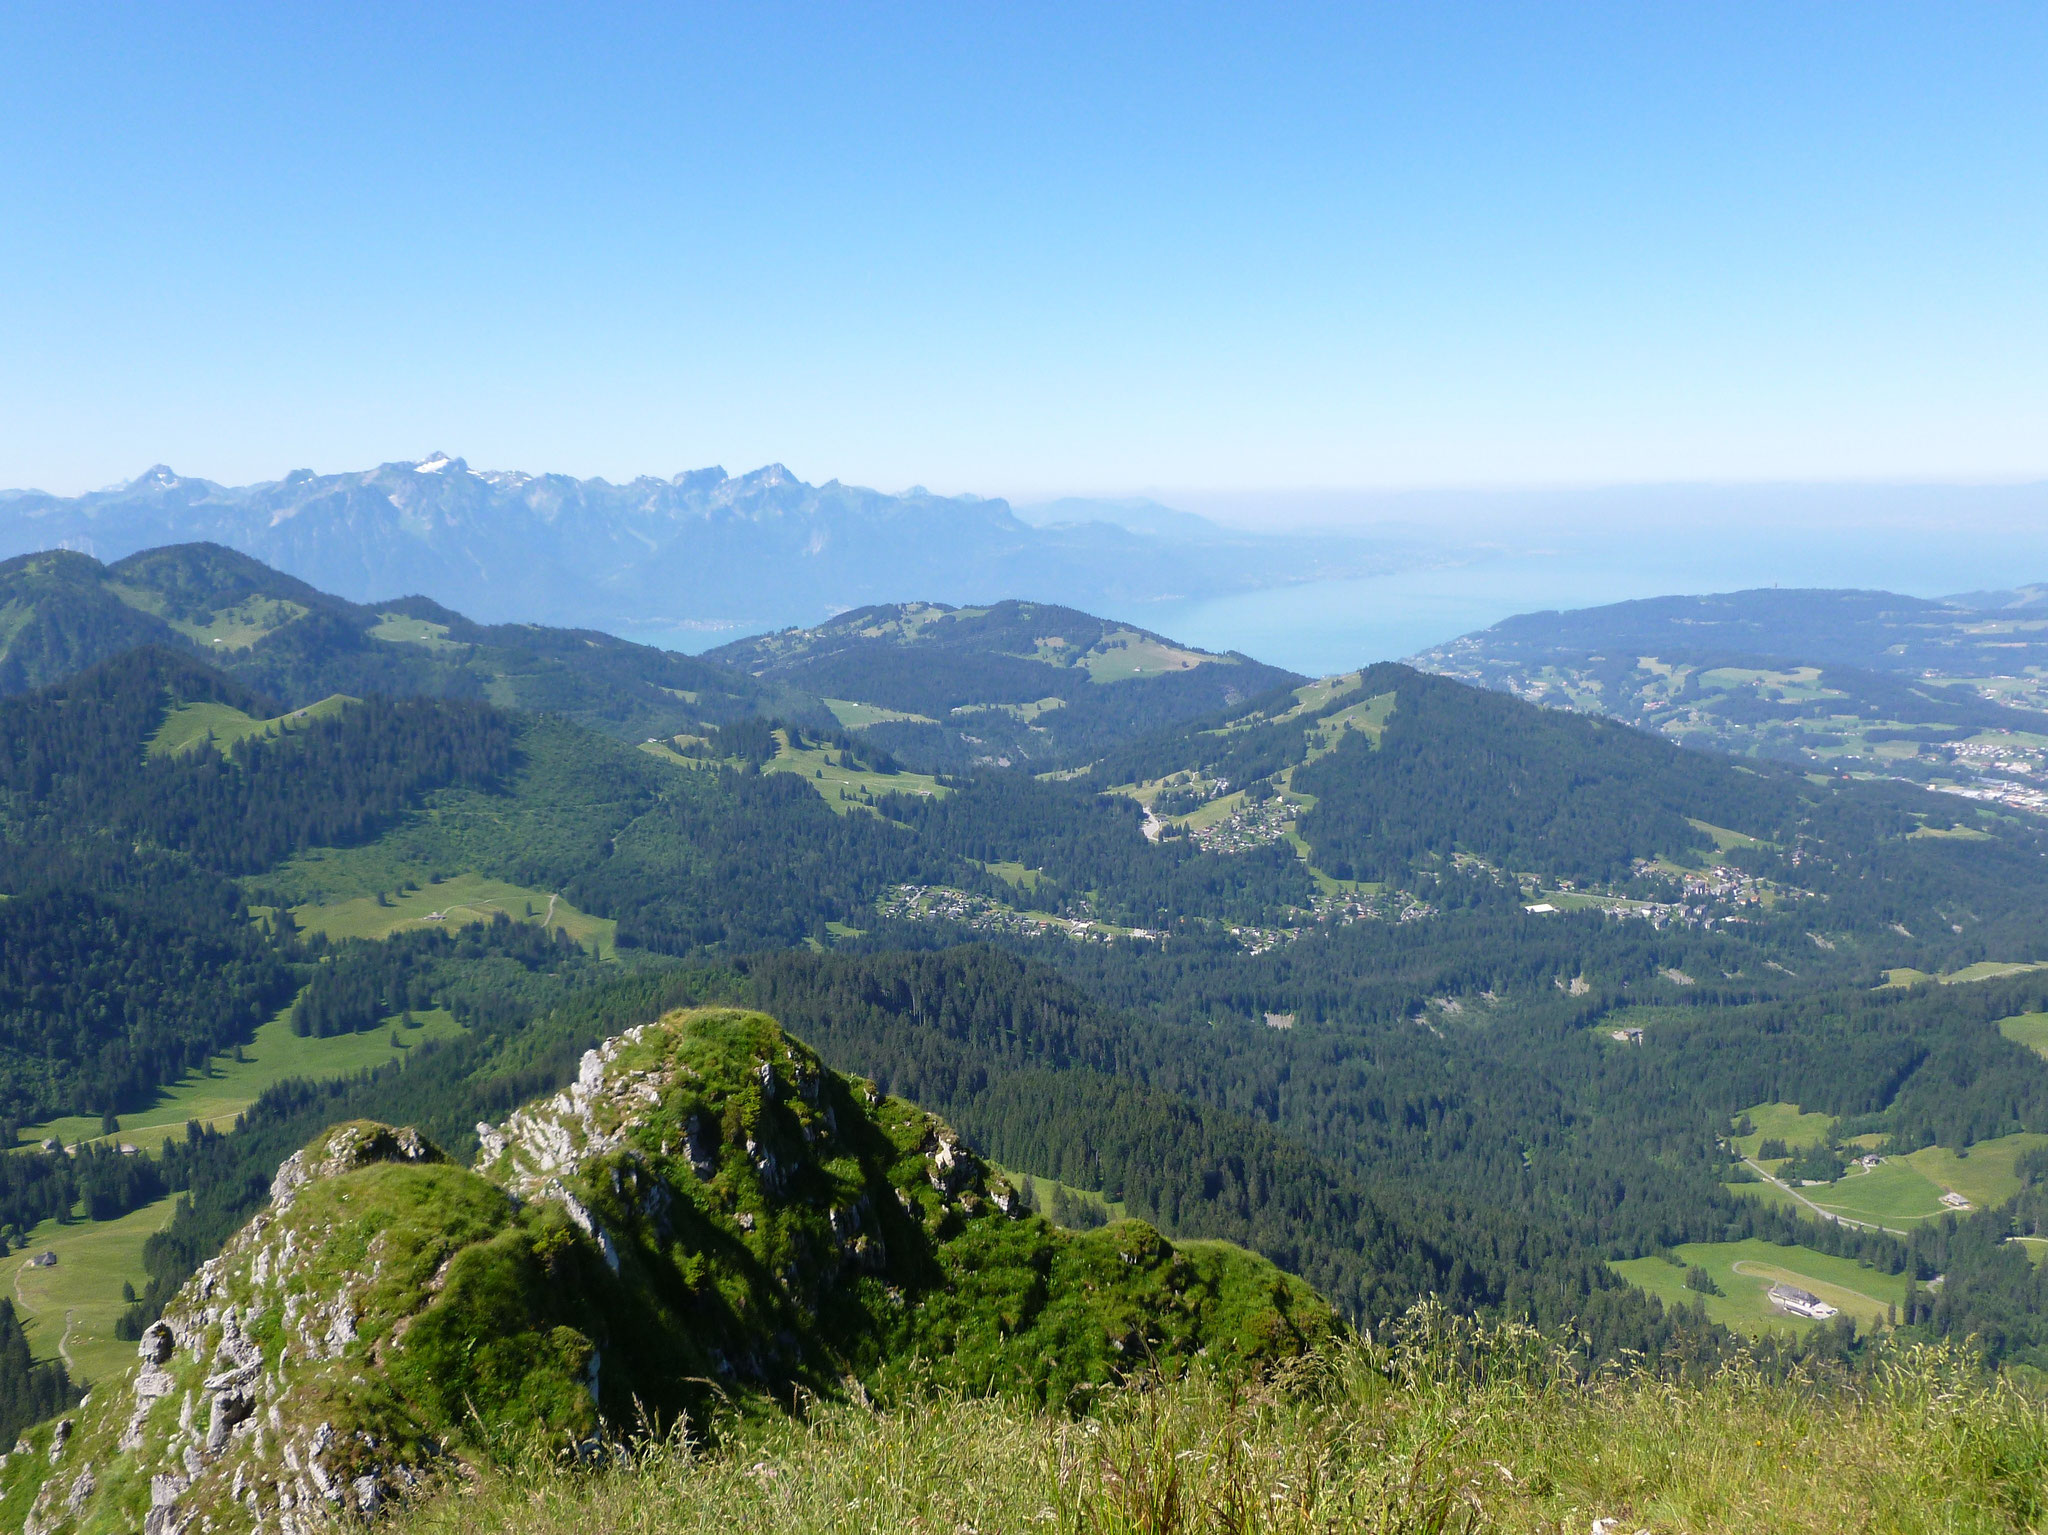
xmin=409 ymin=1311 xmax=2048 ymax=1535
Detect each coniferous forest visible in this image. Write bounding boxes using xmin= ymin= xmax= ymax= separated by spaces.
xmin=5 ymin=551 xmax=2048 ymax=1435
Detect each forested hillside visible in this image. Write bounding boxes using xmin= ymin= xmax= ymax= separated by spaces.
xmin=5 ymin=603 xmax=2048 ymax=1432
xmin=0 ymin=544 xmax=813 ymax=741
xmin=706 ymin=599 xmax=1302 ymax=769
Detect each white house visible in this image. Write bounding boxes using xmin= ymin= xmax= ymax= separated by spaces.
xmin=1768 ymin=1282 xmax=1838 ymax=1320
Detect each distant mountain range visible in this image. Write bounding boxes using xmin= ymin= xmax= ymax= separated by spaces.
xmin=0 ymin=458 xmax=1405 ymax=645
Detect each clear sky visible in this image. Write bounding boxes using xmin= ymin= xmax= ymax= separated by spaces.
xmin=2 ymin=3 xmax=2043 ymax=503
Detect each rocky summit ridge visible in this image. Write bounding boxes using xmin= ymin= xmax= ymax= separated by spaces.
xmin=1 ymin=1008 xmax=1337 ymax=1533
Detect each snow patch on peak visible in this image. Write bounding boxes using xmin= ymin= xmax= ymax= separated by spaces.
xmin=414 ymin=453 xmax=455 ymax=474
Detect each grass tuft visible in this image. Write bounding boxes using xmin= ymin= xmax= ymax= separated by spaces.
xmin=398 ymin=1304 xmax=2048 ymax=1534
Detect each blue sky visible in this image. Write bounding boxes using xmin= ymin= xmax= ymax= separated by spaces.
xmin=2 ymin=3 xmax=2043 ymax=503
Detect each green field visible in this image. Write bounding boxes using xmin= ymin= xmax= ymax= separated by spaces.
xmin=2011 ymin=1236 xmax=2048 ymax=1268
xmin=1303 ymin=692 xmax=1397 ymax=762
xmin=766 ymin=731 xmax=948 ymax=814
xmin=14 ymin=1003 xmax=465 ymax=1153
xmin=980 ymin=860 xmax=1044 ymax=891
xmin=824 ymin=698 xmax=938 ymax=729
xmin=1728 ymin=1156 xmax=1965 ymax=1233
xmin=1610 ymin=1239 xmax=1905 ymax=1335
xmin=1078 ymin=630 xmax=1217 ymax=683
xmin=0 ymin=1194 xmax=182 ymax=1385
xmin=2001 ymin=1012 xmax=2048 ymax=1060
xmin=1255 ymin=672 xmax=1365 ymax=727
xmin=1800 ymin=1162 xmax=1954 ymax=1227
xmin=0 ymin=1001 xmax=469 ymax=1383
xmin=1731 ymin=1102 xmax=1835 ymax=1159
xmin=1901 ymin=1133 xmax=2048 ymax=1208
xmin=1687 ymin=818 xmax=1774 ymax=852
xmin=1884 ymin=961 xmax=2048 ymax=988
xmin=368 ymin=611 xmax=465 ymax=651
xmin=290 ymin=871 xmax=616 ymax=956
xmin=120 ymin=589 xmax=309 ymax=651
xmin=146 ymin=692 xmax=353 ymax=757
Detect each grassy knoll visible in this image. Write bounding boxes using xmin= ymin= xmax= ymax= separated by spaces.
xmin=1611 ymin=1239 xmax=1905 ymax=1335
xmin=1732 ymin=1102 xmax=1835 ymax=1159
xmin=823 ymin=698 xmax=938 ymax=729
xmin=291 ymin=872 xmax=616 ymax=956
xmin=2001 ymin=1012 xmax=2048 ymax=1060
xmin=1241 ymin=670 xmax=1365 ymax=728
xmin=146 ymin=692 xmax=353 ymax=757
xmin=401 ymin=1311 xmax=2046 ymax=1535
xmin=1073 ymin=629 xmax=1218 ymax=683
xmin=764 ymin=730 xmax=947 ymax=814
xmin=0 ymin=1194 xmax=180 ymax=1385
xmin=14 ymin=1004 xmax=465 ymax=1152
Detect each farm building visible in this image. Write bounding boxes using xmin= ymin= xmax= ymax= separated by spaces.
xmin=1768 ymin=1282 xmax=1838 ymax=1320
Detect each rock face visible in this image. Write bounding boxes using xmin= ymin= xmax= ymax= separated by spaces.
xmin=3 ymin=1009 xmax=1339 ymax=1531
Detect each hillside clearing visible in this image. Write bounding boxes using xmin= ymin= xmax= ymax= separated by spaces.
xmin=13 ymin=1002 xmax=465 ymax=1152
xmin=290 ymin=872 xmax=616 ymax=955
xmin=146 ymin=692 xmax=354 ymax=757
xmin=1609 ymin=1238 xmax=1904 ymax=1334
xmin=764 ymin=730 xmax=946 ymax=814
xmin=823 ymin=698 xmax=938 ymax=729
xmin=0 ymin=1193 xmax=180 ymax=1385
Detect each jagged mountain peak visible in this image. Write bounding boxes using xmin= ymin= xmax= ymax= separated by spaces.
xmin=10 ymin=1007 xmax=1334 ymax=1532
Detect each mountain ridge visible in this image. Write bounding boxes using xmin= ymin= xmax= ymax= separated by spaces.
xmin=0 ymin=459 xmax=1401 ymax=643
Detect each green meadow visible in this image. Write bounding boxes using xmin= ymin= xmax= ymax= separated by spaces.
xmin=1902 ymin=1133 xmax=2048 ymax=1209
xmin=146 ymin=692 xmax=353 ymax=757
xmin=1884 ymin=960 xmax=2048 ymax=987
xmin=1610 ymin=1238 xmax=1906 ymax=1335
xmin=0 ymin=1195 xmax=182 ymax=1385
xmin=14 ymin=1003 xmax=464 ymax=1152
xmin=823 ymin=698 xmax=938 ymax=729
xmin=1802 ymin=1162 xmax=1954 ymax=1227
xmin=290 ymin=871 xmax=616 ymax=956
xmin=0 ymin=1003 xmax=468 ymax=1385
xmin=764 ymin=730 xmax=947 ymax=814
xmin=1072 ymin=630 xmax=1216 ymax=682
xmin=1731 ymin=1101 xmax=1835 ymax=1158
xmin=2000 ymin=1011 xmax=2048 ymax=1059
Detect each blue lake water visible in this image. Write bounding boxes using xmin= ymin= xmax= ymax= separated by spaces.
xmin=639 ymin=495 xmax=2048 ymax=680
xmin=1116 ymin=523 xmax=2048 ymax=678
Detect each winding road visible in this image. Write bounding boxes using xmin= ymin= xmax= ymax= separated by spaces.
xmin=1739 ymin=1155 xmax=1888 ymax=1232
